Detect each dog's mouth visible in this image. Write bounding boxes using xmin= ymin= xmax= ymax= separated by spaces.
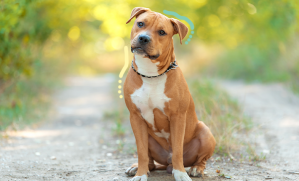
xmin=131 ymin=47 xmax=160 ymax=60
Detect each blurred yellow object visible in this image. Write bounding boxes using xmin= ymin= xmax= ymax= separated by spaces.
xmin=207 ymin=15 xmax=221 ymax=27
xmin=190 ymin=0 xmax=207 ymax=8
xmin=247 ymin=3 xmax=257 ymax=15
xmin=68 ymin=26 xmax=80 ymax=41
xmin=78 ymin=66 xmax=97 ymax=76
xmin=226 ymin=37 xmax=238 ymax=49
xmin=22 ymin=35 xmax=29 ymax=44
xmin=93 ymin=5 xmax=108 ymax=20
xmin=101 ymin=19 xmax=127 ymax=37
xmin=218 ymin=6 xmax=231 ymax=18
xmin=104 ymin=37 xmax=125 ymax=51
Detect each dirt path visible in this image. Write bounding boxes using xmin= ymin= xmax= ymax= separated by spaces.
xmin=219 ymin=81 xmax=299 ymax=180
xmin=1 ymin=77 xmax=299 ymax=181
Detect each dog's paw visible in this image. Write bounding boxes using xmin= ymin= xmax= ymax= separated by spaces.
xmin=125 ymin=166 xmax=138 ymax=176
xmin=188 ymin=166 xmax=204 ymax=177
xmin=129 ymin=174 xmax=147 ymax=181
xmin=172 ymin=169 xmax=192 ymax=181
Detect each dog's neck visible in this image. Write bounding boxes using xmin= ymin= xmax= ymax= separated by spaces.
xmin=155 ymin=40 xmax=176 ymax=75
xmin=133 ymin=41 xmax=176 ymax=76
xmin=133 ymin=54 xmax=160 ymax=76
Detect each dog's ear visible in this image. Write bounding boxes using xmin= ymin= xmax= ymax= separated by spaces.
xmin=126 ymin=7 xmax=150 ymax=24
xmin=170 ymin=18 xmax=189 ymax=44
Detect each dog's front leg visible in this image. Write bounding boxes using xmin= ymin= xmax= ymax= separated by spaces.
xmin=170 ymin=113 xmax=192 ymax=181
xmin=129 ymin=113 xmax=149 ymax=181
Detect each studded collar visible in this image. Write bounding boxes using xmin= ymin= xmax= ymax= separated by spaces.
xmin=131 ymin=60 xmax=178 ymax=78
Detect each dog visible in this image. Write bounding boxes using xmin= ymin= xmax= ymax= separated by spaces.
xmin=123 ymin=7 xmax=216 ymax=181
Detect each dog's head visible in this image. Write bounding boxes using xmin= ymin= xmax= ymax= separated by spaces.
xmin=126 ymin=7 xmax=188 ymax=60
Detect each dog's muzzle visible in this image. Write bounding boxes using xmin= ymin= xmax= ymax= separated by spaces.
xmin=138 ymin=35 xmax=150 ymax=45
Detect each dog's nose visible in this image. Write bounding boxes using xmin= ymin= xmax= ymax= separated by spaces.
xmin=138 ymin=35 xmax=150 ymax=45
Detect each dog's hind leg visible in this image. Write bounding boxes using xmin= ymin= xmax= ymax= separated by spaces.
xmin=183 ymin=121 xmax=216 ymax=177
xmin=126 ymin=134 xmax=168 ymax=176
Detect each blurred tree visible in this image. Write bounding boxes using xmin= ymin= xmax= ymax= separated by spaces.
xmin=0 ymin=0 xmax=51 ymax=85
xmin=1 ymin=0 xmax=299 ymax=84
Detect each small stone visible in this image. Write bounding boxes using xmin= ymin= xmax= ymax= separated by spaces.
xmin=35 ymin=152 xmax=40 ymax=156
xmin=50 ymin=156 xmax=56 ymax=160
xmin=107 ymin=153 xmax=112 ymax=157
xmin=48 ymin=168 xmax=56 ymax=171
xmin=113 ymin=177 xmax=119 ymax=181
xmin=265 ymin=176 xmax=273 ymax=179
xmin=99 ymin=169 xmax=107 ymax=172
xmin=96 ymin=159 xmax=106 ymax=164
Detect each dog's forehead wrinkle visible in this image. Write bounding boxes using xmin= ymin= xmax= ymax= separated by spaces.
xmin=157 ymin=23 xmax=166 ymax=30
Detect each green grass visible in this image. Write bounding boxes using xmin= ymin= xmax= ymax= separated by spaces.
xmin=0 ymin=59 xmax=64 ymax=131
xmin=189 ymin=78 xmax=253 ymax=157
xmin=104 ymin=107 xmax=128 ymax=136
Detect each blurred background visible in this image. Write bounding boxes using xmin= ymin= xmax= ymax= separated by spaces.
xmin=1 ymin=0 xmax=299 ymax=130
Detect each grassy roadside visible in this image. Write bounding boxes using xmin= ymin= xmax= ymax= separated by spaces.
xmin=0 ymin=59 xmax=64 ymax=131
xmin=188 ymin=78 xmax=254 ymax=158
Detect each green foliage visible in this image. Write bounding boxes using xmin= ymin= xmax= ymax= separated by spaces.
xmin=0 ymin=0 xmax=60 ymax=129
xmin=216 ymin=44 xmax=291 ymax=82
xmin=204 ymin=0 xmax=299 ymax=87
xmin=0 ymin=0 xmax=52 ymax=81
xmin=3 ymin=0 xmax=298 ymax=80
xmin=0 ymin=59 xmax=62 ymax=130
xmin=2 ymin=0 xmax=299 ymax=80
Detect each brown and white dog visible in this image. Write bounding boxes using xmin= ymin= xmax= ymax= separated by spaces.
xmin=123 ymin=7 xmax=216 ymax=181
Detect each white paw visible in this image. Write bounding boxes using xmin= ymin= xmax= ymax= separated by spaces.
xmin=129 ymin=174 xmax=147 ymax=181
xmin=173 ymin=169 xmax=192 ymax=181
xmin=188 ymin=167 xmax=203 ymax=177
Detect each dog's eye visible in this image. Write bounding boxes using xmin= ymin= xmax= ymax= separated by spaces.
xmin=159 ymin=30 xmax=166 ymax=36
xmin=137 ymin=22 xmax=144 ymax=28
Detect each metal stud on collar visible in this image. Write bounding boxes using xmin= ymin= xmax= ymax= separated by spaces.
xmin=131 ymin=60 xmax=178 ymax=78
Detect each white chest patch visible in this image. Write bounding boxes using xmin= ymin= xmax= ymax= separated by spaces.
xmin=154 ymin=129 xmax=170 ymax=140
xmin=131 ymin=55 xmax=171 ymax=140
